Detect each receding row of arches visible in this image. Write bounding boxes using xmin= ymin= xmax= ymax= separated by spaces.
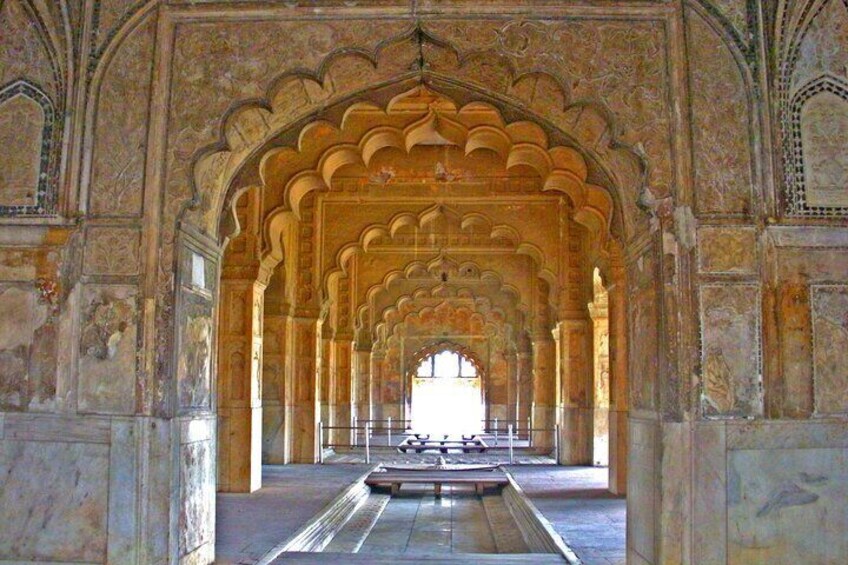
xmin=212 ymin=85 xmax=629 ymax=498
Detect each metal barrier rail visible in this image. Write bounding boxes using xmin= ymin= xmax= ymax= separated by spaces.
xmin=318 ymin=421 xmax=561 ymax=464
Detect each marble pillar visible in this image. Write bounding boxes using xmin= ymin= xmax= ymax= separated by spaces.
xmin=516 ymin=349 xmax=533 ymax=434
xmin=353 ymin=345 xmax=372 ymax=425
xmin=554 ymin=317 xmax=594 ymax=465
xmin=531 ymin=336 xmax=556 ymax=449
xmin=285 ymin=313 xmax=320 ymax=463
xmin=330 ymin=335 xmax=353 ymax=446
xmin=370 ymin=348 xmax=386 ymax=423
xmin=217 ymin=279 xmax=264 ymax=493
xmin=607 ymin=269 xmax=628 ymax=495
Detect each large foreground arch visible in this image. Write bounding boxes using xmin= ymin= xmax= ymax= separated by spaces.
xmin=4 ymin=3 xmax=844 ymax=565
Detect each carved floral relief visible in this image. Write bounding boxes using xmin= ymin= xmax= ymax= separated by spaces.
xmin=799 ymin=90 xmax=848 ymax=209
xmin=697 ymin=226 xmax=758 ymax=274
xmin=83 ymin=227 xmax=141 ymax=275
xmin=811 ymin=285 xmax=848 ymax=414
xmin=89 ymin=17 xmax=156 ymax=217
xmin=78 ymin=286 xmax=138 ymax=414
xmin=699 ymin=284 xmax=762 ymax=417
xmin=687 ymin=9 xmax=753 ymax=216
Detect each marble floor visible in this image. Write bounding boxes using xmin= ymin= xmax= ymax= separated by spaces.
xmin=215 ymin=465 xmax=625 ymax=565
xmin=507 ymin=465 xmax=626 ymax=565
xmin=215 ymin=464 xmax=371 ymax=564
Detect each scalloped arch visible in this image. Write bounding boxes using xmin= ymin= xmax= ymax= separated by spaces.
xmin=256 ymin=87 xmax=614 ymax=258
xmin=324 ymin=203 xmax=557 ymax=296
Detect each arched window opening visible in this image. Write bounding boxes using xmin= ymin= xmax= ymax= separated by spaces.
xmin=411 ymin=349 xmax=483 ymax=435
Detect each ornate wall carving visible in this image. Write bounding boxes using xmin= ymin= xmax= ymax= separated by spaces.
xmin=83 ymin=227 xmax=141 ymax=275
xmin=78 ymin=285 xmax=138 ymax=414
xmin=699 ymin=284 xmax=762 ymax=417
xmin=89 ymin=17 xmax=156 ymax=217
xmin=811 ymin=285 xmax=848 ymax=414
xmin=687 ymin=8 xmax=754 ymax=216
xmin=0 ymin=82 xmax=56 ymax=214
xmin=781 ymin=0 xmax=848 ymax=216
xmin=790 ymin=82 xmax=848 ymax=210
xmin=697 ymin=226 xmax=759 ymax=274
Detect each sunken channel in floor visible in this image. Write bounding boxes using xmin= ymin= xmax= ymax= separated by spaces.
xmin=268 ymin=465 xmax=576 ymax=564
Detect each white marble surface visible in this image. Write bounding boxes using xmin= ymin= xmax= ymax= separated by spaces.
xmin=728 ymin=447 xmax=848 ymax=564
xmin=0 ymin=440 xmax=109 ymax=562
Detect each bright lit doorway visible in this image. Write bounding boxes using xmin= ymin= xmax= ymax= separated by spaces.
xmin=411 ymin=349 xmax=484 ymax=435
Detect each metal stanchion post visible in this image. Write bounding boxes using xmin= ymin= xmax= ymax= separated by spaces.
xmin=387 ymin=416 xmax=392 ymax=447
xmin=318 ymin=421 xmax=324 ymax=464
xmin=528 ymin=416 xmax=533 ymax=448
xmin=554 ymin=424 xmax=561 ymax=464
xmin=508 ymin=424 xmax=514 ymax=464
xmin=365 ymin=422 xmax=371 ymax=464
xmin=494 ymin=417 xmax=499 ymax=446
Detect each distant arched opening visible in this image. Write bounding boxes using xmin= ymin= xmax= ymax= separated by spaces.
xmin=410 ymin=347 xmax=484 ymax=435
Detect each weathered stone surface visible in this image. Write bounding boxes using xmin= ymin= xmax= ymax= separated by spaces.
xmin=89 ymin=17 xmax=156 ymax=217
xmin=179 ymin=438 xmax=215 ymax=558
xmin=728 ymin=447 xmax=848 ymax=564
xmin=811 ymin=286 xmax=848 ymax=414
xmin=700 ymin=284 xmax=762 ymax=417
xmin=178 ymin=291 xmax=214 ymax=411
xmin=83 ymin=226 xmax=141 ymax=275
xmin=0 ymin=440 xmax=109 ymax=562
xmin=0 ymin=94 xmax=43 ymax=207
xmin=0 ymin=285 xmax=53 ymax=411
xmin=78 ymin=285 xmax=138 ymax=414
xmin=698 ymin=227 xmax=758 ymax=274
xmin=687 ymin=8 xmax=753 ymax=216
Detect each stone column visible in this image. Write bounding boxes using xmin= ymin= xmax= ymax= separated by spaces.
xmin=319 ymin=332 xmax=332 ymax=430
xmin=554 ymin=315 xmax=594 ymax=466
xmin=516 ymin=347 xmax=533 ymax=432
xmin=330 ymin=334 xmax=353 ymax=446
xmin=607 ymin=266 xmax=628 ymax=494
xmin=369 ymin=348 xmax=385 ymax=423
xmin=262 ymin=300 xmax=288 ymax=464
xmin=285 ymin=312 xmax=320 ymax=463
xmin=589 ymin=300 xmax=610 ymax=467
xmin=531 ymin=335 xmax=556 ymax=449
xmin=506 ymin=349 xmax=519 ymax=424
xmin=217 ymin=278 xmax=265 ymax=493
xmin=353 ymin=341 xmax=372 ymax=425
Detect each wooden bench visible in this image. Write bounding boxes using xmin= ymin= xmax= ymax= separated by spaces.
xmin=365 ymin=469 xmax=509 ymax=497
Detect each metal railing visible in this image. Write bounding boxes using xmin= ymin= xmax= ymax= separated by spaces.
xmin=318 ymin=420 xmax=560 ymax=464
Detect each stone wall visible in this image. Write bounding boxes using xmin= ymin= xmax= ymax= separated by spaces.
xmin=0 ymin=1 xmax=846 ymax=564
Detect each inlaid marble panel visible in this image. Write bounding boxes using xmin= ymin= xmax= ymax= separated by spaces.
xmin=179 ymin=438 xmax=215 ymax=557
xmin=800 ymin=91 xmax=848 ymax=209
xmin=728 ymin=447 xmax=848 ymax=564
xmin=0 ymin=94 xmax=42 ymax=207
xmin=811 ymin=285 xmax=848 ymax=414
xmin=699 ymin=284 xmax=762 ymax=417
xmin=697 ymin=226 xmax=758 ymax=274
xmin=178 ymin=291 xmax=214 ymax=411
